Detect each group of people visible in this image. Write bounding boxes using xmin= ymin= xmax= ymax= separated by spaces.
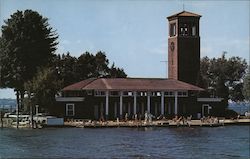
xmin=200 ymin=116 xmax=219 ymax=124
xmin=172 ymin=115 xmax=192 ymax=126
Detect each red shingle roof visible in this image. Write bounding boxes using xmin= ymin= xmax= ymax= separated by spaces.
xmin=62 ymin=78 xmax=204 ymax=91
xmin=167 ymin=11 xmax=201 ymax=19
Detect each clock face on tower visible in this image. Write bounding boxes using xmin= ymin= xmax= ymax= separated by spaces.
xmin=170 ymin=42 xmax=175 ymax=51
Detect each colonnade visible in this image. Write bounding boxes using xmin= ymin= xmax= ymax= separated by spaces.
xmin=103 ymin=91 xmax=179 ymax=119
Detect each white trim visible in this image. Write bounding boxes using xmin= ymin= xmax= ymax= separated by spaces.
xmin=66 ymin=103 xmax=75 ymax=116
xmin=161 ymin=91 xmax=164 ymax=115
xmin=56 ymin=97 xmax=84 ymax=102
xmin=133 ymin=91 xmax=137 ymax=114
xmin=174 ymin=91 xmax=178 ymax=115
xmin=105 ymin=91 xmax=109 ymax=116
xmin=197 ymin=98 xmax=223 ymax=102
xmin=147 ymin=92 xmax=151 ymax=113
xmin=120 ymin=91 xmax=123 ymax=116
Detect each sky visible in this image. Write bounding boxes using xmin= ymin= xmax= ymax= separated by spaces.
xmin=0 ymin=0 xmax=249 ymax=99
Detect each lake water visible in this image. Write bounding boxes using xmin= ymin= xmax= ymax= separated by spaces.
xmin=0 ymin=126 xmax=249 ymax=159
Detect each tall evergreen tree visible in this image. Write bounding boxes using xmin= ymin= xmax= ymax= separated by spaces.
xmin=0 ymin=10 xmax=58 ymax=109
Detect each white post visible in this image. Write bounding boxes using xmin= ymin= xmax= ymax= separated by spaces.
xmin=119 ymin=91 xmax=123 ymax=118
xmin=147 ymin=92 xmax=151 ymax=113
xmin=161 ymin=91 xmax=164 ymax=115
xmin=174 ymin=91 xmax=178 ymax=115
xmin=105 ymin=91 xmax=109 ymax=119
xmin=133 ymin=91 xmax=137 ymax=114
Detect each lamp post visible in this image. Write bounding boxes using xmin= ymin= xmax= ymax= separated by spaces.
xmin=30 ymin=93 xmax=34 ymax=129
xmin=35 ymin=105 xmax=39 ymax=115
xmin=15 ymin=90 xmax=19 ymax=129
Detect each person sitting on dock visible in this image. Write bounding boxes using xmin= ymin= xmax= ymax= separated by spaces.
xmin=187 ymin=115 xmax=192 ymax=127
xmin=144 ymin=111 xmax=148 ymax=123
xmin=100 ymin=113 xmax=105 ymax=122
xmin=157 ymin=114 xmax=164 ymax=120
xmin=125 ymin=113 xmax=128 ymax=122
xmin=173 ymin=115 xmax=178 ymax=122
xmin=134 ymin=114 xmax=138 ymax=122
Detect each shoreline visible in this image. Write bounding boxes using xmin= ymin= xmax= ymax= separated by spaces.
xmin=1 ymin=118 xmax=249 ymax=129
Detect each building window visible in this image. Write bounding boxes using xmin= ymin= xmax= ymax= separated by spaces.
xmin=94 ymin=90 xmax=106 ymax=96
xmin=170 ymin=23 xmax=176 ymax=37
xmin=151 ymin=92 xmax=161 ymax=96
xmin=123 ymin=91 xmax=133 ymax=96
xmin=178 ymin=91 xmax=188 ymax=97
xmin=66 ymin=104 xmax=75 ymax=116
xmin=110 ymin=91 xmax=119 ymax=96
xmin=86 ymin=90 xmax=93 ymax=95
xmin=138 ymin=91 xmax=147 ymax=96
xmin=180 ymin=24 xmax=189 ymax=36
xmin=164 ymin=91 xmax=174 ymax=97
xmin=192 ymin=26 xmax=196 ymax=36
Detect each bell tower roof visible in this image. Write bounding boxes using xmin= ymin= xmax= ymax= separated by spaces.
xmin=167 ymin=11 xmax=201 ymax=20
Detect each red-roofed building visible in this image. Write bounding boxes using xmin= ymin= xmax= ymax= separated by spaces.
xmin=55 ymin=10 xmax=224 ymax=120
xmin=56 ymin=78 xmax=204 ymax=119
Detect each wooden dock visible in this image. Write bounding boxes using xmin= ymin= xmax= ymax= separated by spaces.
xmin=1 ymin=118 xmax=249 ymax=128
xmin=64 ymin=119 xmax=250 ymax=128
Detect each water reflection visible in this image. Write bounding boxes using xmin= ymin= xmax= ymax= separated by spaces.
xmin=0 ymin=126 xmax=249 ymax=159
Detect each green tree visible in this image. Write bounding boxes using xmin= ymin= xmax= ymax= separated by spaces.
xmin=76 ymin=51 xmax=127 ymax=80
xmin=243 ymin=71 xmax=250 ymax=101
xmin=0 ymin=10 xmax=58 ymax=109
xmin=76 ymin=52 xmax=96 ymax=80
xmin=108 ymin=63 xmax=127 ymax=78
xmin=55 ymin=53 xmax=78 ymax=87
xmin=200 ymin=52 xmax=247 ymax=102
xmin=24 ymin=67 xmax=62 ymax=114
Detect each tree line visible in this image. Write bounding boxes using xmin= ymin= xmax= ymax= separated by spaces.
xmin=0 ymin=10 xmax=126 ymax=113
xmin=0 ymin=10 xmax=249 ymax=114
xmin=198 ymin=52 xmax=248 ymax=101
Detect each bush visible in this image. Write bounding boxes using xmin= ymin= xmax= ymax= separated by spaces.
xmin=224 ymin=109 xmax=238 ymax=119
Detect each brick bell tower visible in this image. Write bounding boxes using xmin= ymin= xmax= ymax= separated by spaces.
xmin=167 ymin=11 xmax=201 ymax=85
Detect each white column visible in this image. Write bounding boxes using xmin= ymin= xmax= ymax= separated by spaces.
xmin=133 ymin=91 xmax=137 ymax=114
xmin=105 ymin=91 xmax=109 ymax=118
xmin=119 ymin=91 xmax=123 ymax=117
xmin=147 ymin=92 xmax=151 ymax=113
xmin=174 ymin=91 xmax=178 ymax=115
xmin=161 ymin=91 xmax=164 ymax=115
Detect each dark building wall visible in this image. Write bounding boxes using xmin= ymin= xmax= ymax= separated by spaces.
xmin=178 ymin=37 xmax=200 ymax=85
